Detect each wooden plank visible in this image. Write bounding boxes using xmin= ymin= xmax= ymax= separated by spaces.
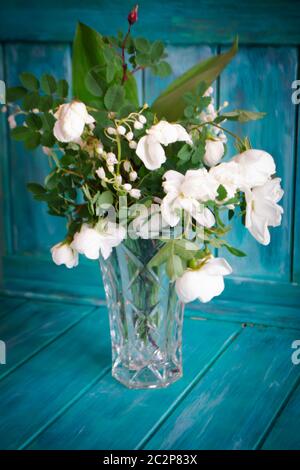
xmin=145 ymin=45 xmax=217 ymax=105
xmin=4 ymin=43 xmax=71 ymax=254
xmin=0 ymin=296 xmax=26 ymax=318
xmin=187 ymin=298 xmax=300 ymax=330
xmin=0 ymin=307 xmax=111 ymax=450
xmin=293 ymin=88 xmax=300 ymax=283
xmin=218 ymin=46 xmax=298 ymax=282
xmin=0 ymin=300 xmax=95 ymax=380
xmin=26 ymin=318 xmax=240 ymax=450
xmin=144 ymin=326 xmax=299 ymax=450
xmin=262 ymin=381 xmax=300 ymax=449
xmin=0 ymin=1 xmax=299 ymax=45
xmin=0 ymin=43 xmax=13 ymax=262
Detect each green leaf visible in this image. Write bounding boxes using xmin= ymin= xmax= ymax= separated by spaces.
xmin=27 ymin=182 xmax=47 ymax=196
xmin=178 ymin=143 xmax=191 ymax=162
xmin=134 ymin=37 xmax=150 ymax=53
xmin=11 ymin=126 xmax=32 ymax=141
xmin=217 ymin=109 xmax=266 ymax=123
xmin=19 ymin=72 xmax=39 ymax=91
xmin=24 ymin=131 xmax=41 ymax=150
xmin=25 ymin=113 xmax=42 ymax=130
xmin=124 ymin=73 xmax=139 ymax=107
xmin=224 ymin=243 xmax=246 ymax=257
xmin=174 ymin=239 xmax=200 ymax=260
xmin=166 ymin=254 xmax=185 ymax=281
xmin=148 ymin=242 xmax=173 ymax=268
xmin=104 ymin=84 xmax=125 ymax=111
xmin=152 ymin=38 xmax=238 ymax=121
xmin=41 ymin=74 xmax=57 ymax=94
xmin=22 ymin=92 xmax=40 ymax=111
xmin=41 ymin=131 xmax=55 ymax=147
xmin=217 ymin=184 xmax=228 ymax=201
xmin=6 ymin=86 xmax=27 ymax=102
xmin=57 ymin=79 xmax=69 ymax=98
xmin=91 ymin=110 xmax=111 ymax=127
xmin=153 ymin=61 xmax=172 ymax=78
xmin=39 ymin=95 xmax=53 ymax=112
xmin=150 ymin=40 xmax=164 ymax=62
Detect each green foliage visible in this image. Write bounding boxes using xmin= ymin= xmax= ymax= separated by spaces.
xmin=152 ymin=38 xmax=238 ymax=121
xmin=216 ymin=109 xmax=266 ymax=123
xmin=19 ymin=72 xmax=39 ymax=91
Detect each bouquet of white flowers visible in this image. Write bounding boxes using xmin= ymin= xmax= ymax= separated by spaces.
xmin=5 ymin=6 xmax=284 ymax=388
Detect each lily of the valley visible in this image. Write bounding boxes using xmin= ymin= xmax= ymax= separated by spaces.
xmin=53 ymin=101 xmax=95 ymax=143
xmin=51 ymin=242 xmax=78 ymax=269
xmin=136 ymin=120 xmax=192 ymax=170
xmin=244 ymin=177 xmax=284 ymax=245
xmin=161 ymin=169 xmax=217 ymax=227
xmin=175 ymin=257 xmax=232 ymax=303
xmin=71 ymin=221 xmax=126 ymax=260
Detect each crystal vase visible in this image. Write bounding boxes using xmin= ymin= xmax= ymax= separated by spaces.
xmin=99 ymin=238 xmax=184 ymax=389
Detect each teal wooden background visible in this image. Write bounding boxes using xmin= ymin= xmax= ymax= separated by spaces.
xmin=0 ymin=0 xmax=299 ymax=311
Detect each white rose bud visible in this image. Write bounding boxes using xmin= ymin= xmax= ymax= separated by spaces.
xmin=134 ymin=121 xmax=143 ymax=130
xmin=117 ymin=125 xmax=126 ymax=135
xmin=106 ymin=152 xmax=118 ymax=165
xmin=129 ymin=171 xmax=138 ymax=182
xmin=51 ymin=242 xmax=78 ymax=269
xmin=53 ymin=101 xmax=95 ymax=143
xmin=126 ymin=131 xmax=134 ymax=141
xmin=129 ymin=140 xmax=137 ymax=149
xmin=96 ymin=167 xmax=106 ymax=180
xmin=123 ymin=160 xmax=131 ymax=172
xmin=107 ymin=127 xmax=116 ymax=135
xmin=108 ymin=165 xmax=115 ymax=173
xmin=95 ymin=143 xmax=104 ymax=155
xmin=203 ymin=139 xmax=225 ymax=167
xmin=130 ymin=188 xmax=141 ymax=199
xmin=123 ymin=183 xmax=132 ymax=191
xmin=139 ymin=115 xmax=147 ymax=124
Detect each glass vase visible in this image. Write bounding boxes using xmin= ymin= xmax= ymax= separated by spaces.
xmin=99 ymin=238 xmax=184 ymax=389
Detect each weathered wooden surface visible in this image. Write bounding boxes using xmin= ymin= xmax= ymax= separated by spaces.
xmin=0 ymin=295 xmax=299 ymax=449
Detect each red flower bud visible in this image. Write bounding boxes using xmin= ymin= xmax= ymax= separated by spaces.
xmin=128 ymin=5 xmax=138 ymax=25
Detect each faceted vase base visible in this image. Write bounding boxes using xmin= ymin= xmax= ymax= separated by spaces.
xmin=112 ymin=361 xmax=183 ymax=389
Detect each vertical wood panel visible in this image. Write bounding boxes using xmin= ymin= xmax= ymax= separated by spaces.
xmin=5 ymin=43 xmax=72 ymax=254
xmin=219 ymin=46 xmax=298 ymax=281
xmin=145 ymin=45 xmax=217 ymax=105
xmin=293 ymin=85 xmax=300 ymax=283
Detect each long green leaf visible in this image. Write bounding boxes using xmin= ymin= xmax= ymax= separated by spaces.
xmin=152 ymin=39 xmax=238 ymax=121
xmin=72 ymin=22 xmax=139 ymax=109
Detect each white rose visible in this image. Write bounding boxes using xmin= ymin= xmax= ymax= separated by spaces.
xmin=161 ymin=169 xmax=217 ymax=228
xmin=245 ymin=177 xmax=284 ymax=245
xmin=53 ymin=101 xmax=95 ymax=143
xmin=132 ymin=205 xmax=169 ymax=239
xmin=71 ymin=222 xmax=126 ymax=260
xmin=136 ymin=120 xmax=192 ymax=170
xmin=203 ymin=139 xmax=224 ymax=167
xmin=175 ymin=257 xmax=232 ymax=303
xmin=233 ymin=149 xmax=276 ymax=188
xmin=209 ymin=161 xmax=242 ymax=200
xmin=51 ymin=242 xmax=78 ymax=269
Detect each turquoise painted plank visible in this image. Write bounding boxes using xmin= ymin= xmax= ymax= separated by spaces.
xmin=0 ymin=307 xmax=110 ymax=450
xmin=27 ymin=318 xmax=240 ymax=450
xmin=293 ymin=104 xmax=300 ymax=283
xmin=145 ymin=326 xmax=300 ymax=450
xmin=262 ymin=381 xmax=300 ymax=449
xmin=0 ymin=43 xmax=13 ymax=258
xmin=0 ymin=1 xmax=299 ymax=45
xmin=145 ymin=45 xmax=217 ymax=105
xmin=187 ymin=298 xmax=300 ymax=330
xmin=5 ymin=43 xmax=71 ymax=254
xmin=0 ymin=296 xmax=25 ymax=318
xmin=219 ymin=46 xmax=298 ymax=282
xmin=0 ymin=300 xmax=95 ymax=380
